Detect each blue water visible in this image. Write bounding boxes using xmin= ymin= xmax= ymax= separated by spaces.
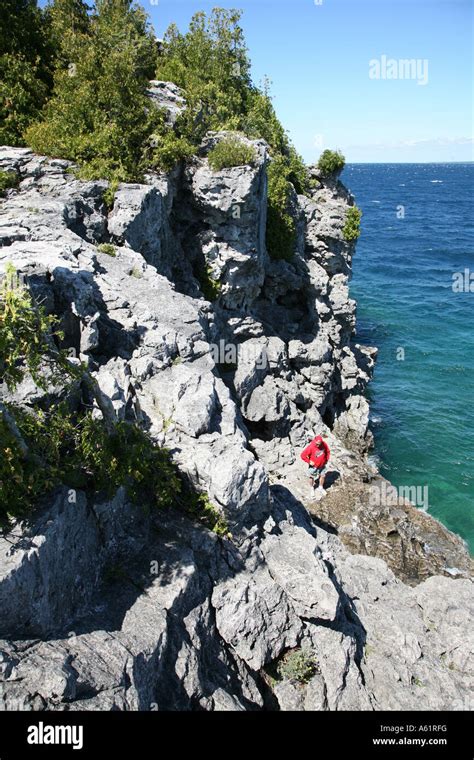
xmin=342 ymin=163 xmax=474 ymax=553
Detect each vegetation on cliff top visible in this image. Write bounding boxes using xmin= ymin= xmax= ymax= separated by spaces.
xmin=317 ymin=149 xmax=346 ymax=177
xmin=207 ymin=135 xmax=256 ymax=171
xmin=2 ymin=3 xmax=354 ymax=263
xmin=25 ymin=0 xmax=160 ymax=185
xmin=1 ymin=2 xmax=313 ymax=260
xmin=155 ymin=10 xmax=309 ymax=259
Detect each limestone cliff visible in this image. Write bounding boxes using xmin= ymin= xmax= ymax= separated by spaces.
xmin=0 ymin=96 xmax=472 ymax=712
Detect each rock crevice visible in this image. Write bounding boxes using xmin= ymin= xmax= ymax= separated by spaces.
xmin=0 ymin=139 xmax=472 ymax=711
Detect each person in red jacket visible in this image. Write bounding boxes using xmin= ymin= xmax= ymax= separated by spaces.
xmin=300 ymin=435 xmax=330 ymax=492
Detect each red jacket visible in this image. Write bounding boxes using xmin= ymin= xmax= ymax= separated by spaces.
xmin=300 ymin=436 xmax=330 ymax=469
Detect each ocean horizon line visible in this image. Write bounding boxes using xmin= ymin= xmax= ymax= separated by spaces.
xmin=344 ymin=160 xmax=474 ymax=165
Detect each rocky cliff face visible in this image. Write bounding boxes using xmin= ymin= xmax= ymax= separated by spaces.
xmin=0 ymin=110 xmax=472 ymax=712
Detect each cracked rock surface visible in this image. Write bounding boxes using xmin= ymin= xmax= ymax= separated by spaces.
xmin=0 ymin=140 xmax=472 ymax=711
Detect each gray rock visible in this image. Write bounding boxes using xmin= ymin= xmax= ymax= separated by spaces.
xmin=0 ymin=490 xmax=102 ymax=638
xmin=261 ymin=524 xmax=339 ymax=620
xmin=147 ymin=80 xmax=186 ymax=127
xmin=212 ymin=565 xmax=302 ymax=670
xmin=273 ymin=680 xmax=304 ymax=711
xmin=181 ymin=133 xmax=268 ymax=309
xmin=304 ymin=674 xmax=327 ymax=711
xmin=108 ymin=181 xmax=172 ymax=270
xmin=0 ymin=142 xmax=471 ymax=716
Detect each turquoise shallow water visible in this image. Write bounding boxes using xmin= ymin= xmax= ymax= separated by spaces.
xmin=342 ymin=163 xmax=474 ymax=553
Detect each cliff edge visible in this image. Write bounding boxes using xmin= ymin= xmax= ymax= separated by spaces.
xmin=0 ymin=123 xmax=472 ymax=711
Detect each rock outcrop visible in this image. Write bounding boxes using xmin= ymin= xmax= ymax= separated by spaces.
xmin=0 ymin=134 xmax=472 ymax=712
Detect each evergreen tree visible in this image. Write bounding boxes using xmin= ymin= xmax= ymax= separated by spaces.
xmin=26 ymin=0 xmax=160 ymax=182
xmin=0 ymin=0 xmax=48 ymax=60
xmin=46 ymin=0 xmax=91 ymax=67
xmin=156 ymin=9 xmax=252 ymax=141
xmin=155 ymin=8 xmax=309 ymax=257
xmin=0 ymin=0 xmax=54 ymax=145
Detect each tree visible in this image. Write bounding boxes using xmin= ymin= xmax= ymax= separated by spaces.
xmin=0 ymin=0 xmax=49 ymax=60
xmin=46 ymin=0 xmax=91 ymax=67
xmin=244 ymin=78 xmax=287 ymax=155
xmin=317 ymin=149 xmax=345 ymax=176
xmin=0 ymin=0 xmax=54 ymax=145
xmin=26 ymin=0 xmax=160 ymax=182
xmin=156 ymin=9 xmax=252 ymax=142
xmin=155 ymin=8 xmax=309 ymax=258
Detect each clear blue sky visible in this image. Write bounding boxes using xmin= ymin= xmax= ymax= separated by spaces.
xmin=147 ymin=0 xmax=473 ymax=163
xmin=39 ymin=0 xmax=474 ymax=162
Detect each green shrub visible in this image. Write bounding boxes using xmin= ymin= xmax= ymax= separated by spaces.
xmin=103 ymin=178 xmax=119 ymax=210
xmin=150 ymin=129 xmax=194 ymax=172
xmin=0 ymin=170 xmax=19 ymax=196
xmin=277 ymin=649 xmax=319 ymax=684
xmin=208 ymin=135 xmax=256 ymax=171
xmin=72 ymin=414 xmax=180 ymax=506
xmin=266 ymin=155 xmax=296 ymax=261
xmin=0 ymin=263 xmax=65 ymax=391
xmin=317 ymin=149 xmax=345 ymax=176
xmin=197 ymin=264 xmax=221 ymax=302
xmin=287 ymin=145 xmax=310 ymax=196
xmin=181 ymin=489 xmax=230 ymax=537
xmin=244 ymin=80 xmax=287 ymax=154
xmin=343 ymin=205 xmax=362 ymax=241
xmin=0 ymin=403 xmax=181 ymax=525
xmin=97 ymin=243 xmax=116 ymax=257
xmin=1 ymin=409 xmax=62 ymax=523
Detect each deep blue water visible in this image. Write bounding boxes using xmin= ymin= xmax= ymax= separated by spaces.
xmin=342 ymin=163 xmax=474 ymax=553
